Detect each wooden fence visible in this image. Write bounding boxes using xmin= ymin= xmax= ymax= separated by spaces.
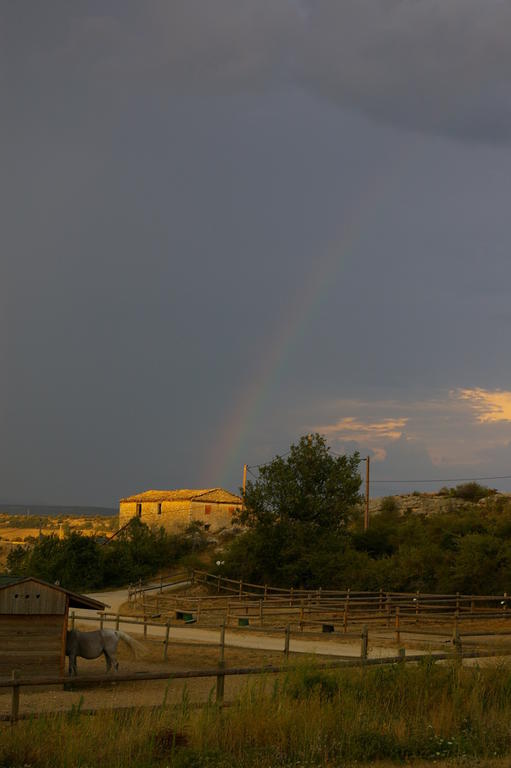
xmin=128 ymin=570 xmax=511 ymax=637
xmin=2 ymin=643 xmax=505 ymax=724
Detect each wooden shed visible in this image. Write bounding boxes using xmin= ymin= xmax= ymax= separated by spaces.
xmin=0 ymin=577 xmax=105 ymax=678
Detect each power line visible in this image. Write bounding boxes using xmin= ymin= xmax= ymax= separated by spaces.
xmin=370 ymin=474 xmax=511 ymax=485
xmin=247 ymin=451 xmax=511 ymax=486
xmin=248 ymin=450 xmax=291 ymax=471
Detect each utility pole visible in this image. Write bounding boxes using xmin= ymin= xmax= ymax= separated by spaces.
xmin=364 ymin=455 xmax=370 ymax=531
xmin=242 ymin=464 xmax=247 ymax=504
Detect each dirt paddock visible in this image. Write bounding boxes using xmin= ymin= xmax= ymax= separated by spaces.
xmin=0 ymin=630 xmax=291 ymax=717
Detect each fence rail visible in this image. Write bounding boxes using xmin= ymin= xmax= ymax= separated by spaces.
xmin=2 ymin=646 xmax=506 ymax=723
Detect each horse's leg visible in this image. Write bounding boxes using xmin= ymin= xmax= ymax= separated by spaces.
xmin=105 ymin=651 xmax=119 ymax=672
xmin=104 ymin=635 xmax=120 ymax=672
xmin=68 ymin=654 xmax=77 ymax=676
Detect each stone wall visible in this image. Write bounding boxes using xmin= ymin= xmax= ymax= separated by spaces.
xmin=119 ymin=499 xmax=239 ymax=533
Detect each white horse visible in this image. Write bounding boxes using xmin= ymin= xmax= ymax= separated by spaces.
xmin=66 ymin=629 xmax=144 ymax=676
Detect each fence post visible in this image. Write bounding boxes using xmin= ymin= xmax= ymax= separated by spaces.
xmin=453 ymin=627 xmax=462 ymax=660
xmin=264 ymin=584 xmax=268 ymax=600
xmin=239 ymin=580 xmax=243 ymax=600
xmin=10 ymin=670 xmax=20 ymax=724
xmin=115 ymin=612 xmax=120 ymax=631
xmin=398 ymin=647 xmax=406 ymax=663
xmin=284 ymin=624 xmax=291 ymax=658
xmin=415 ymin=591 xmax=420 ymax=622
xmin=379 ymin=588 xmax=383 ymax=614
xmin=259 ymin=600 xmax=263 ymax=626
xmin=299 ymin=605 xmax=304 ymax=631
xmin=456 ymin=592 xmax=460 ymax=613
xmin=70 ymin=610 xmax=75 ymax=630
xmin=160 ymin=576 xmax=163 ymax=594
xmin=385 ymin=595 xmax=391 ymax=628
xmin=197 ymin=598 xmax=201 ymax=623
xmin=360 ymin=625 xmax=368 ymax=660
xmin=395 ymin=606 xmax=401 ymax=645
xmin=143 ymin=615 xmax=148 ymax=640
xmin=163 ymin=620 xmax=171 ymax=660
xmin=216 ymin=619 xmax=226 ymax=704
xmin=99 ymin=612 xmax=104 ymax=630
xmin=290 ymin=587 xmax=294 ymax=608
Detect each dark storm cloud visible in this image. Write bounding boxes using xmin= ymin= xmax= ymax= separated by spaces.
xmin=5 ymin=1 xmax=511 ymax=142
xmin=3 ymin=1 xmax=511 ymax=506
xmin=300 ymin=0 xmax=511 ymax=142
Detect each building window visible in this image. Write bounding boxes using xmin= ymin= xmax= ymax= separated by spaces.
xmin=204 ymin=505 xmax=212 ymax=515
xmin=136 ymin=504 xmax=142 ymax=518
xmin=157 ymin=503 xmax=162 ymax=515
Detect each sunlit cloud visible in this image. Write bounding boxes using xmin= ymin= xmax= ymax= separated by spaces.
xmin=313 ymin=389 xmax=511 ymax=468
xmin=316 ymin=416 xmax=407 ymax=460
xmin=455 ymin=388 xmax=511 ymax=423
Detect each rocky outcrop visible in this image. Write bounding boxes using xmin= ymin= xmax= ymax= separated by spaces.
xmin=368 ymin=491 xmax=511 ymax=517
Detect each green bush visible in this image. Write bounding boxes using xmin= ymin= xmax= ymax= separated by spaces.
xmin=450 ymin=482 xmax=493 ymax=502
xmin=380 ymin=495 xmax=399 ymax=513
xmin=6 ymin=518 xmax=197 ymax=591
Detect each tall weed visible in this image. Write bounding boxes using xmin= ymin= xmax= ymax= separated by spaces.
xmin=3 ymin=662 xmax=511 ymax=767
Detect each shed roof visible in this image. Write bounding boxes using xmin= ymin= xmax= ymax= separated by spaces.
xmin=0 ymin=577 xmax=106 ymax=611
xmin=120 ymin=488 xmax=242 ymax=504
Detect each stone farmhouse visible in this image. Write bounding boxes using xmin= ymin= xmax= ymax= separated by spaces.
xmin=119 ymin=488 xmax=242 ymax=534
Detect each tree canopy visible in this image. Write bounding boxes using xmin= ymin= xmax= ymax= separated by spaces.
xmin=224 ymin=435 xmax=363 ymax=587
xmin=239 ymin=434 xmax=362 ymax=530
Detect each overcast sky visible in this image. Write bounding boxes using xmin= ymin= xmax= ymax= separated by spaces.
xmin=3 ymin=1 xmax=511 ymax=506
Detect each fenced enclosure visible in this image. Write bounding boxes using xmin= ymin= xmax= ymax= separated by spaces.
xmin=4 ymin=570 xmax=511 ymax=723
xmin=129 ymin=569 xmax=511 ymax=641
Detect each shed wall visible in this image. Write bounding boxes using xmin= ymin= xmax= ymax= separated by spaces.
xmin=0 ymin=614 xmax=66 ymax=677
xmin=0 ymin=582 xmax=66 ymax=615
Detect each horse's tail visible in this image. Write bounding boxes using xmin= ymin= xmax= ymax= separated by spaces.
xmin=115 ymin=630 xmax=146 ymax=659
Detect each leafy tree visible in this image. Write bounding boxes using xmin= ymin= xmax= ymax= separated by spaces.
xmin=6 ymin=518 xmax=199 ymax=591
xmin=238 ymin=434 xmax=362 ymax=531
xmin=224 ymin=435 xmax=362 ymax=587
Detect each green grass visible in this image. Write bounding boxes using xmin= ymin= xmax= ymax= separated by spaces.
xmin=3 ymin=660 xmax=511 ymax=767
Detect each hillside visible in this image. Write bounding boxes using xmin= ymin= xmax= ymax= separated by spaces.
xmin=368 ymin=489 xmax=510 ymax=517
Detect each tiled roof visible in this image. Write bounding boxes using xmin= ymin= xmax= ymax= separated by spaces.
xmin=120 ymin=488 xmax=242 ymax=504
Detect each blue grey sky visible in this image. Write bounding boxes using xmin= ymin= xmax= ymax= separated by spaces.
xmin=3 ymin=1 xmax=511 ymax=505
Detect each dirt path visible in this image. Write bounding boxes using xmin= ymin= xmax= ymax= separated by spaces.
xmin=81 ymin=587 xmax=421 ymax=659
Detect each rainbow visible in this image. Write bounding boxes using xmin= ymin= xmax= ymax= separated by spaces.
xmin=202 ymin=143 xmax=408 ymax=488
